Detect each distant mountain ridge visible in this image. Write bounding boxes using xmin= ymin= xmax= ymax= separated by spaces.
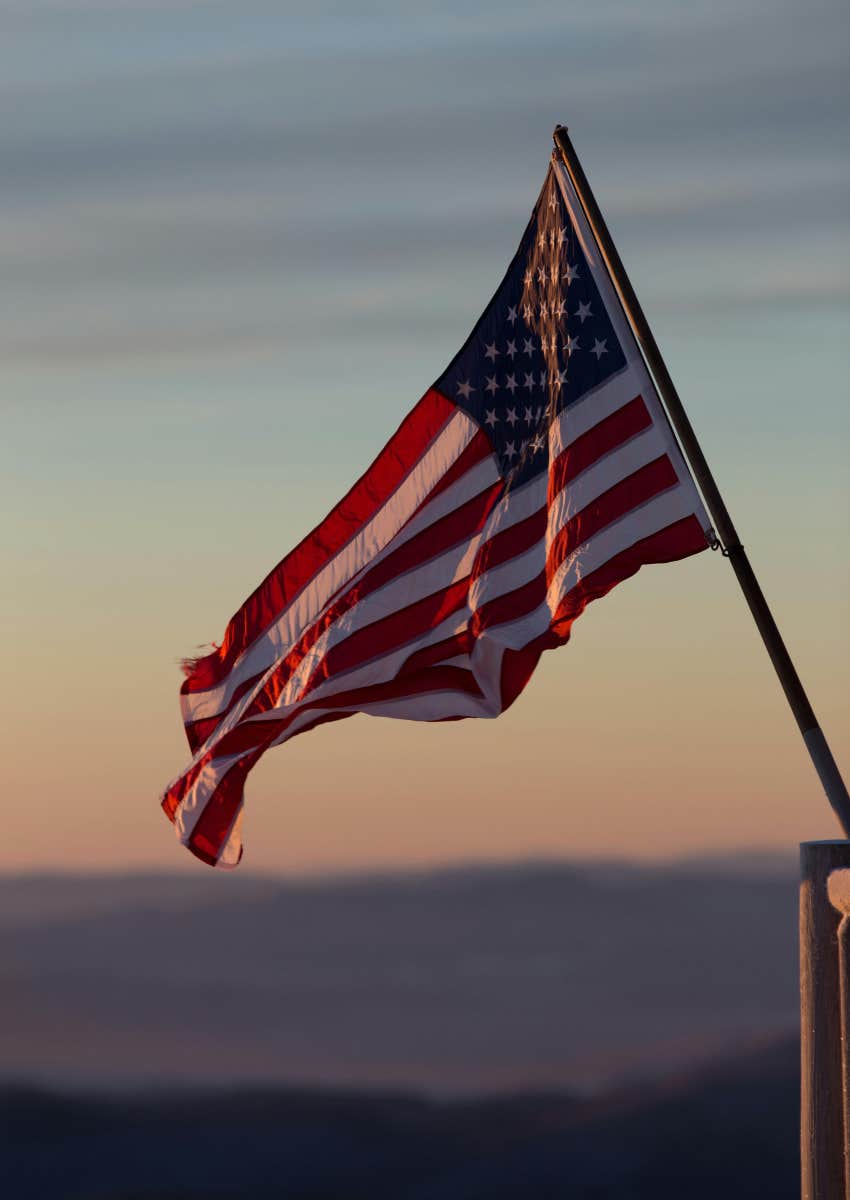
xmin=0 ymin=849 xmax=797 ymax=925
xmin=1 ymin=856 xmax=798 ymax=1095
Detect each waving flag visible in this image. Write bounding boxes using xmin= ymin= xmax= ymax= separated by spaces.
xmin=161 ymin=156 xmax=713 ymax=867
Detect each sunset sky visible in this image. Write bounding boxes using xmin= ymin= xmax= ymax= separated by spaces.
xmin=3 ymin=0 xmax=848 ymax=874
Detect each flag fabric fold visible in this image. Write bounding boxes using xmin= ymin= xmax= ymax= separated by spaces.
xmin=161 ymin=156 xmax=712 ymax=868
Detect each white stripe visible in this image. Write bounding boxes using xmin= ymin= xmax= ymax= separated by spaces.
xmin=376 ymin=455 xmax=499 ymax=557
xmin=181 ymin=409 xmax=479 ymax=728
xmin=215 ymin=811 xmax=244 ymax=870
xmin=270 ymin=682 xmax=504 ymax=749
xmin=478 ymin=471 xmax=546 ymax=537
xmin=546 ymin=424 xmax=671 ymax=544
xmin=549 ymin=366 xmax=644 ymax=458
xmin=546 ymin=485 xmax=696 ymax=610
xmin=475 ymin=598 xmax=551 ymax=654
xmin=173 ymin=750 xmax=244 ymax=843
xmin=244 ymin=610 xmax=471 ymax=723
xmin=436 ymin=654 xmax=472 ymax=671
xmin=356 ymin=687 xmax=503 ymax=721
xmin=469 ymin=536 xmax=542 ymax=611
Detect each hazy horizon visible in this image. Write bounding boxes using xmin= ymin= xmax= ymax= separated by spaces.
xmin=0 ymin=842 xmax=800 ymax=882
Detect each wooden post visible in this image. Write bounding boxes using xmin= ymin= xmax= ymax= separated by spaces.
xmin=801 ymin=841 xmax=850 ymax=1199
xmin=827 ymin=866 xmax=850 ymax=1198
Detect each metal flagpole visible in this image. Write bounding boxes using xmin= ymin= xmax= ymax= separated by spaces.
xmin=552 ymin=124 xmax=850 ymax=838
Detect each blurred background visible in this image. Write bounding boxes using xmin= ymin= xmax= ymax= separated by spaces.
xmin=1 ymin=0 xmax=848 ymax=1195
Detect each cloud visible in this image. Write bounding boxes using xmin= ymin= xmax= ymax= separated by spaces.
xmin=0 ymin=0 xmax=846 ymax=362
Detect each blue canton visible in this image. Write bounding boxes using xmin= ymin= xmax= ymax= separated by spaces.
xmin=434 ymin=165 xmax=626 ymax=487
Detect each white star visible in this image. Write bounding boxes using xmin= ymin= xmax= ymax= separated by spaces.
xmin=563 ymin=263 xmax=579 ymax=285
xmin=554 ymin=300 xmax=568 ymax=319
xmin=538 ymin=233 xmax=547 ymax=250
xmin=507 ymin=305 xmax=518 ymax=325
xmin=485 ymin=375 xmax=498 ymax=394
xmin=538 ymin=372 xmax=546 ymax=390
xmin=564 ymin=335 xmax=580 ymax=354
xmin=556 ymin=226 xmax=566 ymax=245
xmin=523 ymin=337 xmax=535 ymax=356
xmin=523 ymin=372 xmax=536 ymax=391
xmin=548 ymin=192 xmax=558 ymax=210
xmin=484 ymin=341 xmax=498 ymax=361
xmin=575 ymin=300 xmax=592 ymax=323
xmin=524 ymin=270 xmax=533 ymax=287
xmin=504 ymin=440 xmax=518 ymax=461
xmin=537 ymin=266 xmax=547 ymax=284
xmin=539 ymin=301 xmax=548 ymax=319
xmin=505 ymin=373 xmax=518 ymax=394
xmin=506 ymin=339 xmax=517 ymax=359
xmin=522 ymin=303 xmax=534 ymax=321
xmin=523 ymin=404 xmax=534 ymax=423
xmin=506 ymin=407 xmax=518 ymax=426
xmin=591 ymin=338 xmax=608 ymax=360
xmin=484 ymin=409 xmax=498 ymax=428
xmin=456 ymin=379 xmax=475 ymax=399
xmin=557 ymin=367 xmax=569 ymax=385
xmin=531 ymin=431 xmax=546 ymax=453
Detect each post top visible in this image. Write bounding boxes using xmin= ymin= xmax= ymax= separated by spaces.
xmin=827 ymin=868 xmax=850 ymax=915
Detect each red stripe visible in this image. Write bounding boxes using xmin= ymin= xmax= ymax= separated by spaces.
xmin=546 ymin=455 xmax=678 ymax=583
xmin=548 ymin=395 xmax=651 ymax=505
xmin=551 ymin=513 xmax=707 ymax=631
xmin=185 ymin=756 xmax=254 ymax=866
xmin=181 ymin=389 xmax=456 ymax=696
xmin=184 ymin=669 xmax=265 ymax=753
xmin=472 ymin=505 xmax=547 ymax=578
xmin=399 ymin=630 xmax=472 ymax=675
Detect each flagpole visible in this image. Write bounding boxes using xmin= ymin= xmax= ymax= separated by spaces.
xmin=552 ymin=124 xmax=850 ymax=838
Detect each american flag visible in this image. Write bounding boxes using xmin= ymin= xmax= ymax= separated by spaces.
xmin=162 ymin=156 xmax=713 ymax=868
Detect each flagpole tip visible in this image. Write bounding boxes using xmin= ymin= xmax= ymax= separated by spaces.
xmin=553 ymin=124 xmax=569 ymax=142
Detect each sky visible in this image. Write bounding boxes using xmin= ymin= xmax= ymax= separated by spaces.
xmin=2 ymin=0 xmax=848 ymax=874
